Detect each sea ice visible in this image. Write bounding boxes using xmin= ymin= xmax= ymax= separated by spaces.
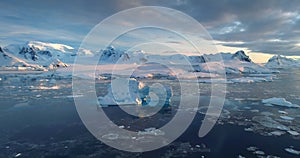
xmin=230 ymin=77 xmax=273 ymax=83
xmin=253 ymin=150 xmax=265 ymax=155
xmin=118 ymin=125 xmax=125 ymax=129
xmin=15 ymin=153 xmax=22 ymax=157
xmin=244 ymin=128 xmax=254 ymax=132
xmin=285 ymin=148 xmax=300 ymax=155
xmin=101 ymin=133 xmax=119 ymax=140
xmin=137 ymin=127 xmax=165 ymax=136
xmin=247 ymin=146 xmax=258 ymax=152
xmin=280 ymin=116 xmax=294 ymax=121
xmin=262 ymin=97 xmax=299 ymax=108
xmin=287 ymin=130 xmax=300 ymax=136
xmin=269 ymin=131 xmax=286 ymax=136
xmin=278 ymin=110 xmax=288 ymax=114
xmin=252 ymin=116 xmax=289 ymax=131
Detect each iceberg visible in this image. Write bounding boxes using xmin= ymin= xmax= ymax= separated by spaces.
xmin=98 ymin=78 xmax=172 ymax=107
xmin=262 ymin=97 xmax=299 ymax=108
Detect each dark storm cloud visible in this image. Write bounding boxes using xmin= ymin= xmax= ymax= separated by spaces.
xmin=223 ymin=40 xmax=300 ymax=56
xmin=0 ymin=0 xmax=299 ymax=55
xmin=169 ymin=0 xmax=300 ymax=55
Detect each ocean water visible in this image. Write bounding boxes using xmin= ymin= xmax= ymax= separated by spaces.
xmin=0 ymin=69 xmax=299 ymax=158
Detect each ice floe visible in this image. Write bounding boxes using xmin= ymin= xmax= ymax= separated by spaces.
xmin=15 ymin=153 xmax=22 ymax=157
xmin=101 ymin=133 xmax=119 ymax=140
xmin=279 ymin=116 xmax=294 ymax=121
xmin=230 ymin=76 xmax=273 ymax=83
xmin=278 ymin=110 xmax=288 ymax=114
xmin=252 ymin=116 xmax=289 ymax=131
xmin=285 ymin=147 xmax=300 ymax=155
xmin=247 ymin=146 xmax=258 ymax=152
xmin=137 ymin=128 xmax=165 ymax=136
xmin=253 ymin=150 xmax=265 ymax=155
xmin=262 ymin=97 xmax=299 ymax=108
xmin=287 ymin=130 xmax=300 ymax=136
xmin=269 ymin=131 xmax=286 ymax=136
xmin=244 ymin=127 xmax=254 ymax=132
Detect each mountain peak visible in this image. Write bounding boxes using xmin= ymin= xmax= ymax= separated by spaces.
xmin=26 ymin=41 xmax=74 ymax=53
xmin=231 ymin=50 xmax=252 ymax=62
xmin=106 ymin=45 xmax=115 ymax=51
xmin=265 ymin=55 xmax=299 ymax=68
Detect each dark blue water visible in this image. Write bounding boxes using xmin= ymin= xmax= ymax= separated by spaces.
xmin=0 ymin=69 xmax=299 ymax=158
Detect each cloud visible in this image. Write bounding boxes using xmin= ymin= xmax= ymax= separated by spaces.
xmin=0 ymin=0 xmax=299 ymax=55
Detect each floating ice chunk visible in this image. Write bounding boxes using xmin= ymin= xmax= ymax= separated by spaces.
xmin=287 ymin=130 xmax=300 ymax=136
xmin=230 ymin=77 xmax=273 ymax=83
xmin=280 ymin=116 xmax=294 ymax=121
xmin=238 ymin=155 xmax=245 ymax=158
xmin=247 ymin=146 xmax=258 ymax=152
xmin=15 ymin=153 xmax=22 ymax=157
xmin=252 ymin=116 xmax=289 ymax=131
xmin=262 ymin=97 xmax=299 ymax=108
xmin=253 ymin=150 xmax=265 ymax=155
xmin=269 ymin=131 xmax=286 ymax=136
xmin=278 ymin=110 xmax=288 ymax=114
xmin=250 ymin=109 xmax=259 ymax=113
xmin=30 ymin=85 xmax=60 ymax=90
xmin=65 ymin=95 xmax=84 ymax=98
xmin=285 ymin=148 xmax=300 ymax=155
xmin=118 ymin=125 xmax=125 ymax=129
xmin=244 ymin=127 xmax=254 ymax=132
xmin=138 ymin=127 xmax=165 ymax=136
xmin=264 ymin=103 xmax=274 ymax=107
xmin=102 ymin=133 xmax=119 ymax=140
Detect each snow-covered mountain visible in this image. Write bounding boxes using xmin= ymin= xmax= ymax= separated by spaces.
xmin=265 ymin=55 xmax=300 ymax=69
xmin=97 ymin=47 xmax=271 ymax=74
xmin=4 ymin=41 xmax=75 ymax=67
xmin=0 ymin=45 xmax=47 ymax=70
xmin=0 ymin=41 xmax=287 ymax=75
xmin=2 ymin=41 xmax=81 ymax=69
xmin=0 ymin=47 xmax=26 ymax=66
xmin=98 ymin=47 xmax=253 ymax=64
xmin=231 ymin=50 xmax=252 ymax=62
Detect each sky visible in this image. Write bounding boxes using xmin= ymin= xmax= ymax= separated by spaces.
xmin=1 ymin=0 xmax=300 ymax=63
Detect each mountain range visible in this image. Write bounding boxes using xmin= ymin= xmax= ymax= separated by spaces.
xmin=0 ymin=41 xmax=299 ymax=73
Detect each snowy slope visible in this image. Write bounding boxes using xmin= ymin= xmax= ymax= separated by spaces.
xmin=265 ymin=55 xmax=300 ymax=69
xmin=0 ymin=46 xmax=47 ymax=70
xmin=0 ymin=46 xmax=23 ymax=66
xmin=3 ymin=41 xmax=77 ymax=68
